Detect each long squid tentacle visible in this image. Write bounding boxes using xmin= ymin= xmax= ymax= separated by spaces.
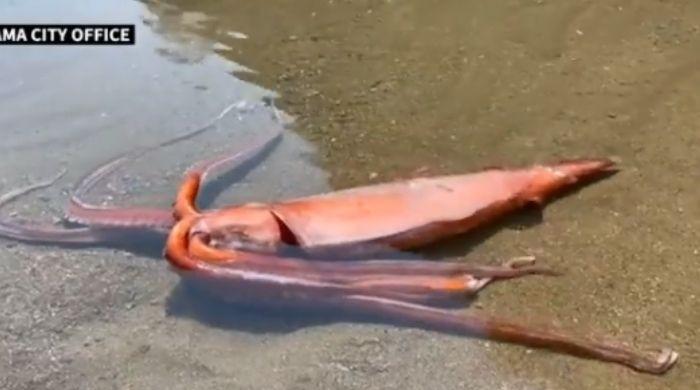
xmin=0 ymin=168 xmax=66 ymax=206
xmin=0 ymin=129 xmax=283 ymax=244
xmin=66 ymin=152 xmax=174 ymax=231
xmin=66 ymin=100 xmax=259 ymax=229
xmin=66 ymin=129 xmax=281 ymax=230
xmin=0 ymin=169 xmax=102 ymax=243
xmin=0 ymin=219 xmax=103 ymax=244
xmin=164 ymin=219 xmax=677 ymax=374
xmin=186 ymin=233 xmax=557 ymax=299
xmin=337 ymin=294 xmax=678 ymax=375
xmin=0 ymin=101 xmax=283 ymax=244
xmin=167 ymin=217 xmax=507 ymax=306
xmin=191 ymin=235 xmax=557 ymax=279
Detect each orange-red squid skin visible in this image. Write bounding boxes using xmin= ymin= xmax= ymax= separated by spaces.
xmin=165 ymin=156 xmax=678 ymax=375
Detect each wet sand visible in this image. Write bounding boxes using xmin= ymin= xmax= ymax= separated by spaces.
xmin=1 ymin=0 xmax=699 ymax=389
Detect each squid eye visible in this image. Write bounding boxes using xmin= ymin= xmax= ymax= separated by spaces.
xmin=193 ymin=232 xmax=211 ymax=244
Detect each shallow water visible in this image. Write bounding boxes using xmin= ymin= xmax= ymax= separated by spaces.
xmin=2 ymin=0 xmax=699 ymax=389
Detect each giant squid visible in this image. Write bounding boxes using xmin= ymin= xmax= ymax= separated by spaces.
xmin=0 ymin=110 xmax=678 ymax=375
